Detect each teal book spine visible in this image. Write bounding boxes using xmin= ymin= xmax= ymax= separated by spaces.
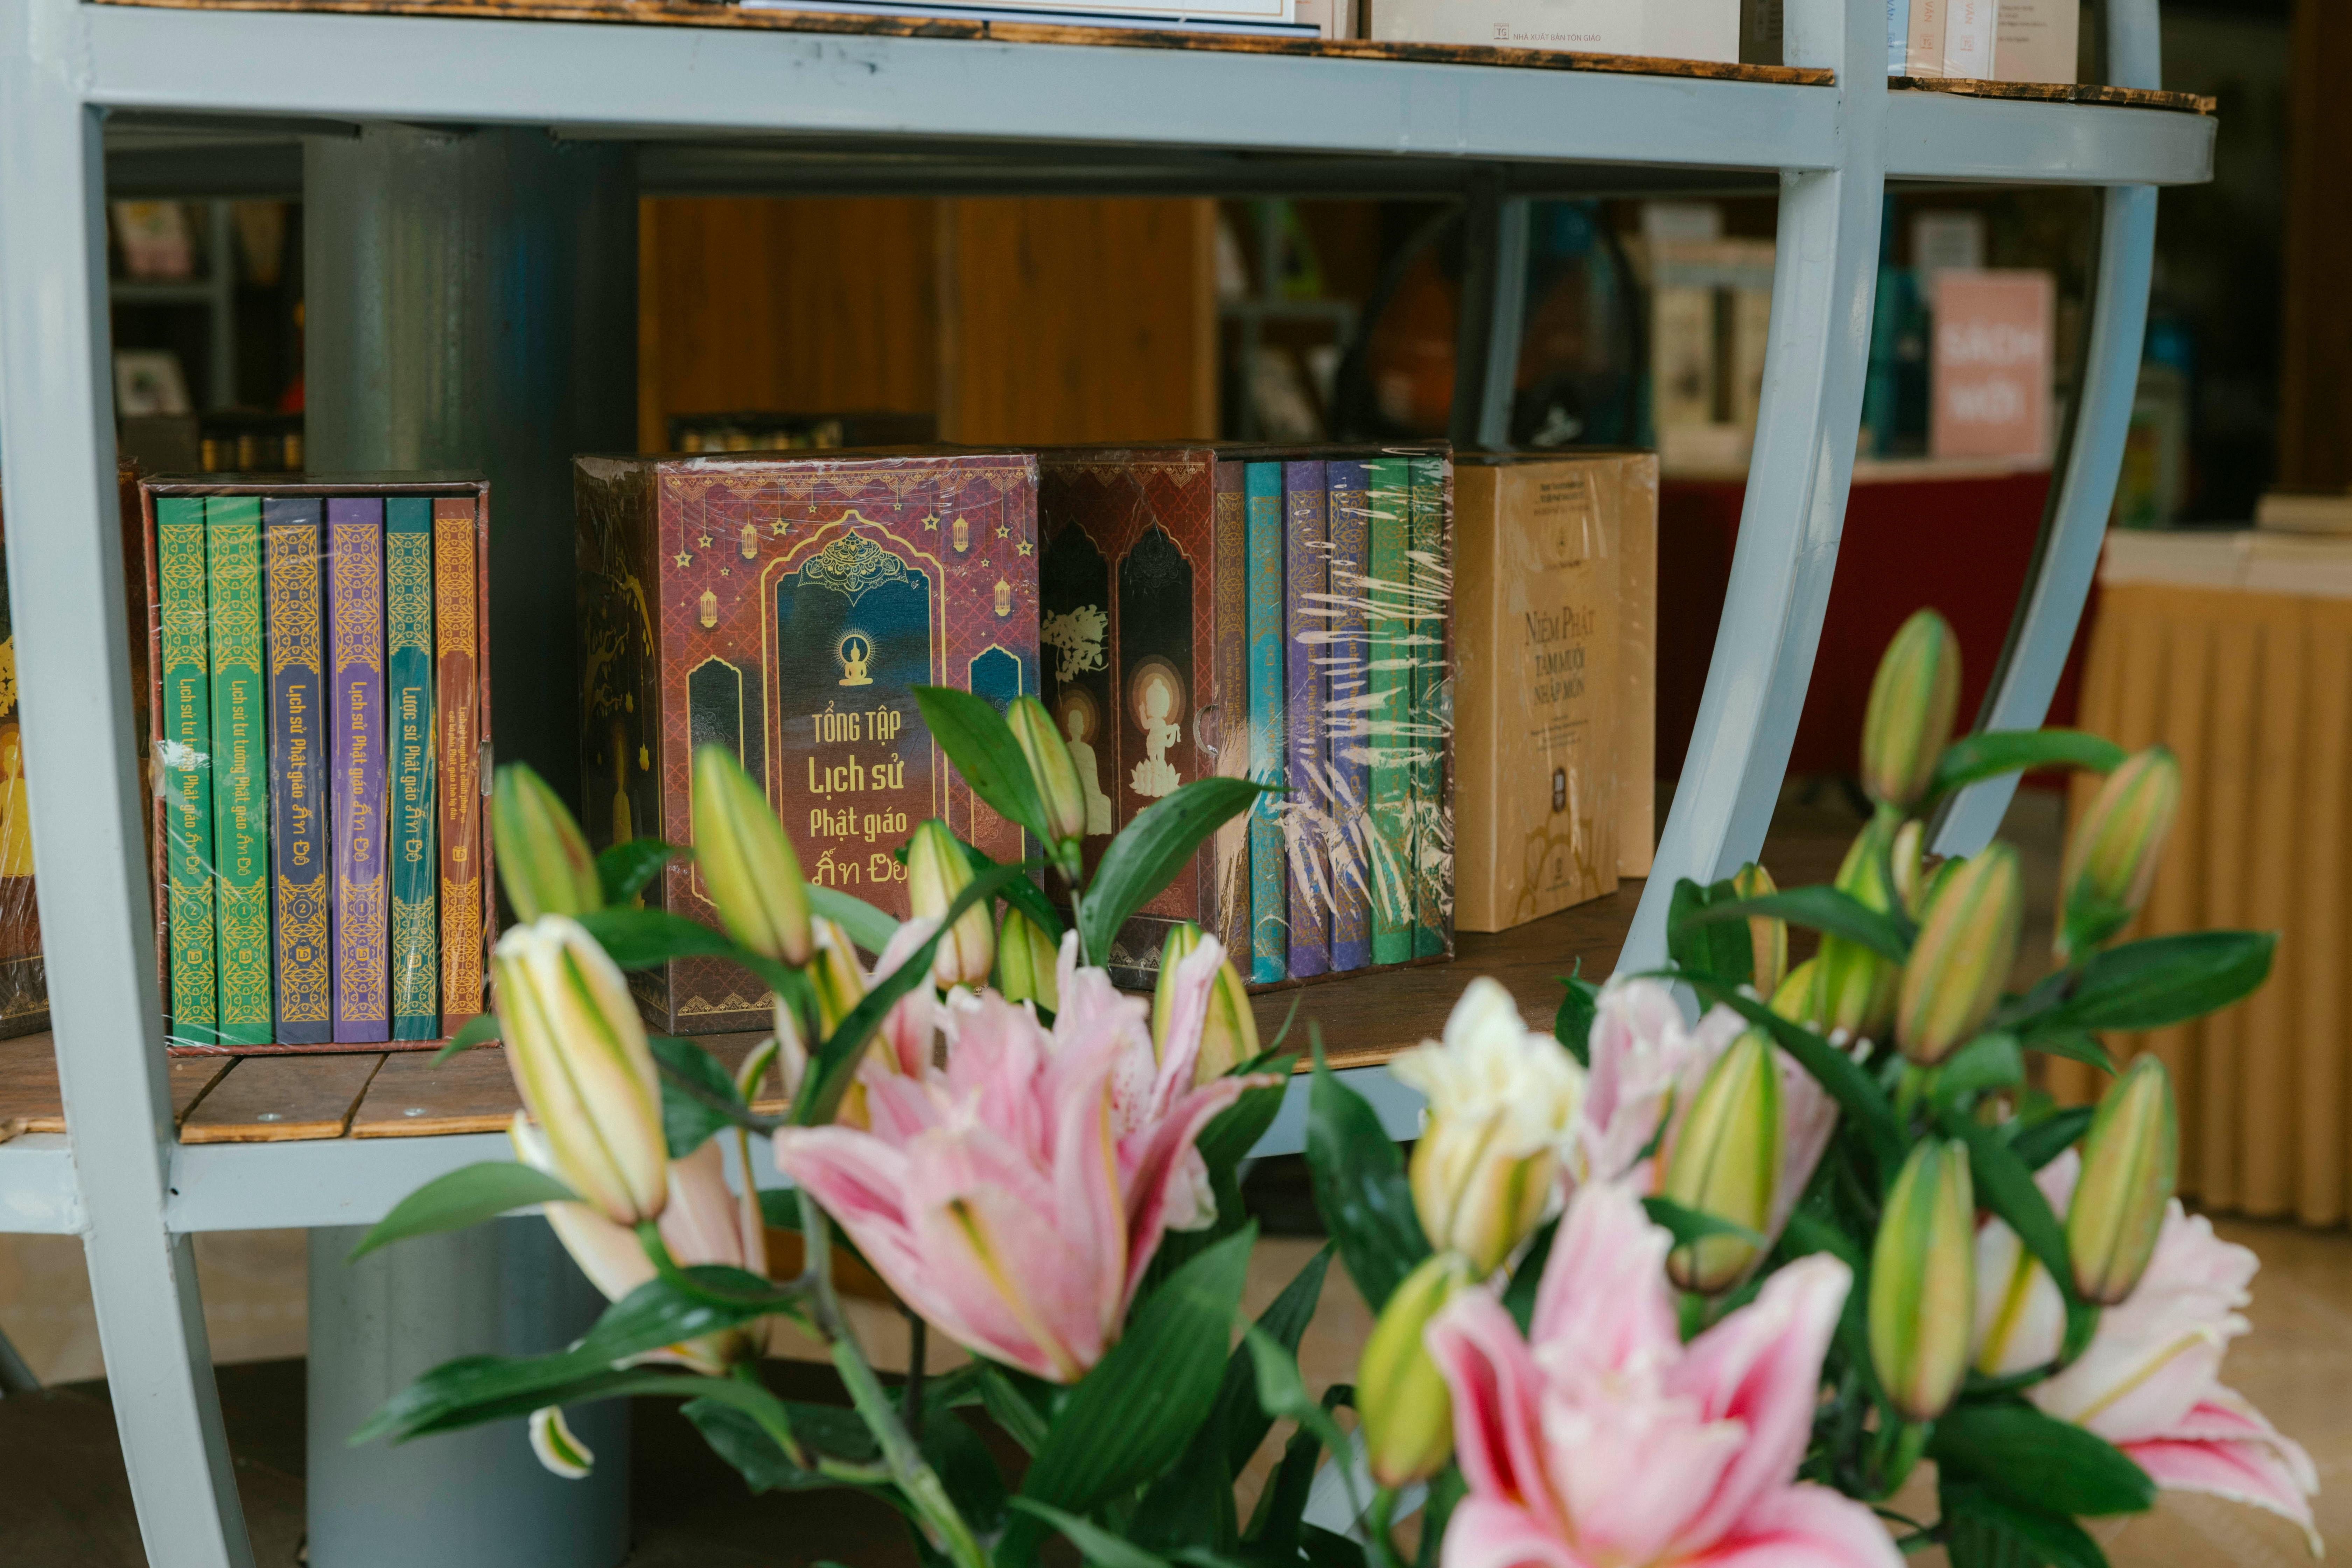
xmin=1408 ymin=456 xmax=1448 ymax=959
xmin=1244 ymin=461 xmax=1287 ymax=984
xmin=386 ymin=499 xmax=439 ymax=1041
xmin=206 ymin=496 xmax=272 ymax=1047
xmin=1283 ymin=460 xmax=1330 ymax=980
xmin=158 ymin=498 xmax=217 ymax=1048
xmin=1366 ymin=458 xmax=1413 ymax=966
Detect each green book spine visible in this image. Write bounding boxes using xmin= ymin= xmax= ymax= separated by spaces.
xmin=206 ymin=496 xmax=272 ymax=1046
xmin=386 ymin=499 xmax=439 ymax=1041
xmin=1407 ymin=456 xmax=1448 ymax=960
xmin=158 ymin=498 xmax=217 ymax=1048
xmin=1366 ymin=458 xmax=1413 ymax=966
xmin=1244 ymin=462 xmax=1287 ymax=984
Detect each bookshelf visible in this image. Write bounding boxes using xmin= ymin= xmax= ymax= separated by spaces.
xmin=0 ymin=0 xmax=2209 ymax=1562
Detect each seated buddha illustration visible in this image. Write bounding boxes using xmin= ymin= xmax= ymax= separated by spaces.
xmin=1056 ymin=691 xmax=1115 ymax=836
xmin=1127 ymin=658 xmax=1184 ymax=801
xmin=838 ymin=632 xmax=874 ymax=687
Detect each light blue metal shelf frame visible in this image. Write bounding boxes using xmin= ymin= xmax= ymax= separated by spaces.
xmin=0 ymin=0 xmax=2203 ymax=1559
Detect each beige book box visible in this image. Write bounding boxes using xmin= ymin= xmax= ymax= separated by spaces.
xmin=1453 ymin=451 xmax=1658 ymax=933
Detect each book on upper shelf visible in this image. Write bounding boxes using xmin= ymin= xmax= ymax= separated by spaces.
xmin=1035 ymin=443 xmax=1454 ymax=994
xmin=575 ymin=449 xmax=1042 ymax=1035
xmin=139 ymin=474 xmax=496 ymax=1056
xmin=1369 ymin=0 xmax=1737 ymax=62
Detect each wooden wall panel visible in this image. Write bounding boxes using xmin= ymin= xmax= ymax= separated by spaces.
xmin=938 ymin=198 xmax=1217 ymax=444
xmin=637 ymin=197 xmax=939 ymax=450
xmin=2279 ymin=0 xmax=2352 ymax=490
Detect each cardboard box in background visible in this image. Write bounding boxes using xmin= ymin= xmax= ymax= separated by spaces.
xmin=1453 ymin=452 xmax=1657 ymax=933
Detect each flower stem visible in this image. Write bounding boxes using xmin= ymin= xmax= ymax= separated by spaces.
xmin=1069 ymin=884 xmax=1092 ymax=969
xmin=1366 ymin=1485 xmax=1407 ymax=1568
xmin=903 ymin=1310 xmax=929 ymax=1441
xmin=797 ymin=1191 xmax=985 ymax=1568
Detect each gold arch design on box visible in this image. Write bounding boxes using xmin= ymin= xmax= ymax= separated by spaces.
xmin=754 ymin=509 xmax=950 ymax=828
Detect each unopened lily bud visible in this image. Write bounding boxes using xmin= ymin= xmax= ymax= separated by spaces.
xmin=691 ymin=745 xmax=813 ymax=966
xmin=529 ymin=1407 xmax=595 ymax=1480
xmin=1659 ymin=1028 xmax=1781 ymax=1293
xmin=997 ymin=907 xmax=1061 ymax=1014
xmin=1153 ymin=923 xmax=1259 ymax=1085
xmin=1769 ymin=958 xmax=1819 ymax=1028
xmin=1892 ymin=820 xmax=1928 ymax=919
xmin=1870 ymin=1138 xmax=1976 ymax=1422
xmin=2067 ymin=1056 xmax=2178 ymax=1305
xmin=1731 ymin=862 xmax=1787 ymax=995
xmin=1007 ymin=696 xmax=1087 ymax=869
xmin=2057 ymin=747 xmax=2182 ymax=960
xmin=806 ymin=916 xmax=868 ymax=1036
xmin=1861 ymin=609 xmax=1962 ymax=810
xmin=906 ymin=820 xmax=995 ymax=986
xmin=494 ymin=915 xmax=668 ymax=1227
xmin=1896 ymin=842 xmax=2023 ymax=1066
xmin=1358 ymin=1252 xmax=1475 ymax=1487
xmin=1812 ymin=813 xmax=1903 ymax=1042
xmin=770 ymin=995 xmax=808 ymax=1103
xmin=493 ymin=764 xmax=602 ymax=922
xmin=1390 ymin=978 xmax=1584 ymax=1277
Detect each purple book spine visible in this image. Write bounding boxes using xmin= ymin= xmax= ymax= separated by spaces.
xmin=1283 ymin=459 xmax=1330 ymax=980
xmin=329 ymin=498 xmax=390 ymax=1043
xmin=1326 ymin=458 xmax=1372 ymax=972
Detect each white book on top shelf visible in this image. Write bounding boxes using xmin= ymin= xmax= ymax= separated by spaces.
xmin=739 ymin=0 xmax=1315 ymax=30
xmin=1903 ymin=0 xmax=1946 ymax=76
xmin=1940 ymin=0 xmax=1994 ymax=77
xmin=1368 ymin=0 xmax=1737 ymax=62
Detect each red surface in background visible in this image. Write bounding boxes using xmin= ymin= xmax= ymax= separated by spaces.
xmin=1656 ymin=469 xmax=2095 ymax=784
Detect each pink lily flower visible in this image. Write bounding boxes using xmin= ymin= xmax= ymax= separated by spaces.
xmin=1426 ymin=1180 xmax=1902 ymax=1568
xmin=510 ymin=1116 xmax=768 ymax=1374
xmin=1579 ymin=979 xmax=1839 ymax=1240
xmin=1971 ymin=1152 xmax=2321 ymax=1553
xmin=774 ymin=932 xmax=1277 ymax=1383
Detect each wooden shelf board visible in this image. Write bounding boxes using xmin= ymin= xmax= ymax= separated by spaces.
xmin=1259 ymin=886 xmax=1640 ymax=1071
xmin=178 ymin=1052 xmax=385 ymax=1144
xmin=0 ymin=1034 xmax=231 ymax=1139
xmin=89 ymin=0 xmax=1842 ymax=84
xmin=1889 ymin=75 xmax=2213 ymax=116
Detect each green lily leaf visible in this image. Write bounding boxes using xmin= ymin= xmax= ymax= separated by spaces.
xmin=1931 ymin=729 xmax=2128 ymax=799
xmin=911 ymin=685 xmax=1050 ymax=845
xmin=1304 ymin=1048 xmax=1430 ymax=1311
xmin=429 ymin=1010 xmax=503 ymax=1065
xmin=1080 ymin=778 xmax=1265 ymax=966
xmin=1931 ymin=1404 xmax=2156 ymax=1518
xmin=596 ymin=837 xmax=684 ymax=906
xmin=348 ymin=1162 xmax=579 ymax=1260
xmin=2033 ymin=931 xmax=2277 ymax=1035
xmin=1679 ymin=884 xmax=1914 ymax=964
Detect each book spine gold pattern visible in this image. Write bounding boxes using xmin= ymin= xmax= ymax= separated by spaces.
xmin=1210 ymin=462 xmax=1252 ymax=962
xmin=387 ymin=499 xmax=438 ymax=1040
xmin=1366 ymin=460 xmax=1414 ymax=966
xmin=1244 ymin=463 xmax=1286 ymax=984
xmin=206 ymin=496 xmax=272 ymax=1047
xmin=330 ymin=499 xmax=390 ymax=1042
xmin=158 ymin=498 xmax=217 ymax=1047
xmin=434 ymin=498 xmax=483 ymax=1027
xmin=264 ymin=498 xmax=331 ymax=1044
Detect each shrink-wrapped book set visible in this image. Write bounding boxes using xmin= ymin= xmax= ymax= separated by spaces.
xmin=139 ymin=476 xmax=493 ymax=1054
xmin=1891 ymin=0 xmax=2078 ymax=83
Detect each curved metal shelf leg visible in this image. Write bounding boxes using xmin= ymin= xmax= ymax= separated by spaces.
xmin=1932 ymin=0 xmax=2162 ymax=857
xmin=0 ymin=4 xmax=256 ymax=1562
xmin=1616 ymin=0 xmax=1890 ymax=973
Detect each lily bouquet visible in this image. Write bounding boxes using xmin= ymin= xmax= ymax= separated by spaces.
xmin=357 ymin=615 xmax=2318 ymax=1568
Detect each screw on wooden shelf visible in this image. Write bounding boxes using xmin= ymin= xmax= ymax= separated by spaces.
xmin=255 ymin=1113 xmax=281 ymax=1123
xmin=404 ymin=1107 xmax=426 ymax=1118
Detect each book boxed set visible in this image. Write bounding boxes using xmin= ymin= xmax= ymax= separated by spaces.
xmin=139 ymin=475 xmax=493 ymax=1054
xmin=1036 ymin=444 xmax=1454 ymax=992
xmin=1452 ymin=451 xmax=1657 ymax=934
xmin=576 ymin=450 xmax=1041 ymax=1035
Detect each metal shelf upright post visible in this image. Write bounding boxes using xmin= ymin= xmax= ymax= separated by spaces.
xmin=0 ymin=0 xmax=2207 ymax=1559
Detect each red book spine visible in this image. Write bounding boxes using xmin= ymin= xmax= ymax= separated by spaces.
xmin=433 ymin=498 xmax=483 ymax=1028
